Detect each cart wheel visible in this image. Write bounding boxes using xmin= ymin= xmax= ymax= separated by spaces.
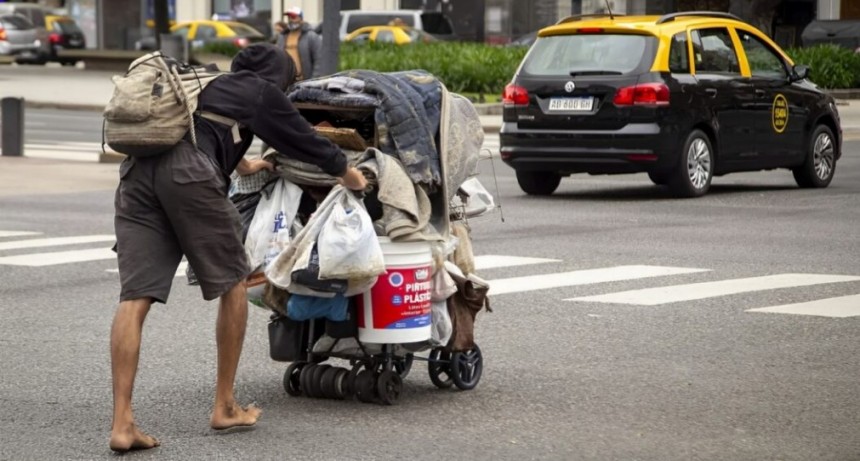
xmin=343 ymin=363 xmax=362 ymax=399
xmin=308 ymin=364 xmax=331 ymax=399
xmin=450 ymin=344 xmax=483 ymax=391
xmin=283 ymin=361 xmax=307 ymax=397
xmin=428 ymin=348 xmax=454 ymax=389
xmin=333 ymin=367 xmax=349 ymax=400
xmin=319 ymin=366 xmax=341 ymax=400
xmin=394 ymin=354 xmax=414 ymax=379
xmin=376 ymin=370 xmax=403 ymax=405
xmin=299 ymin=363 xmax=317 ymax=397
xmin=354 ymin=370 xmax=377 ymax=403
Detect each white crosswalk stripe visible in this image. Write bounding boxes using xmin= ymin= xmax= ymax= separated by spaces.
xmin=0 ymin=230 xmax=42 ymax=238
xmin=2 ymin=230 xmax=859 ymax=318
xmin=747 ymin=294 xmax=860 ymax=318
xmin=0 ymin=247 xmax=115 ymax=267
xmin=0 ymin=235 xmax=115 ymax=251
xmin=487 ymin=265 xmax=709 ymax=296
xmin=568 ymin=274 xmax=860 ymax=305
xmin=474 ymin=255 xmax=559 ymax=270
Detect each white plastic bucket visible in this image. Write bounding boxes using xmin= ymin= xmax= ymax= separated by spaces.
xmin=357 ymin=237 xmax=433 ymax=344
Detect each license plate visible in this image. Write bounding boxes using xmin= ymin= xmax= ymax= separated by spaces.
xmin=69 ymin=40 xmax=81 ymax=46
xmin=548 ymin=97 xmax=594 ymax=112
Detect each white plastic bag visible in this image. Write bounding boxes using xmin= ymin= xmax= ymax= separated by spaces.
xmin=430 ymin=301 xmax=452 ymax=346
xmin=317 ymin=192 xmax=385 ymax=280
xmin=244 ymin=178 xmax=303 ymax=270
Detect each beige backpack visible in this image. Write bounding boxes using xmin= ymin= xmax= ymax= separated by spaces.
xmin=103 ymin=51 xmax=240 ymax=157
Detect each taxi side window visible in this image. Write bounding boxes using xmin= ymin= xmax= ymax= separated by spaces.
xmin=172 ymin=26 xmax=191 ymax=38
xmin=737 ymin=30 xmax=787 ymax=80
xmin=195 ymin=25 xmax=217 ymax=40
xmin=691 ymin=28 xmax=740 ymax=74
xmin=669 ymin=32 xmax=690 ymax=73
xmin=376 ymin=30 xmax=396 ymax=43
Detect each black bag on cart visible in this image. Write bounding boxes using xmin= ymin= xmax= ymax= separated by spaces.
xmin=268 ymin=314 xmax=324 ymax=362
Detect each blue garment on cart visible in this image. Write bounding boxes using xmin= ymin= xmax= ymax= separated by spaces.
xmin=287 ymin=293 xmax=349 ymax=321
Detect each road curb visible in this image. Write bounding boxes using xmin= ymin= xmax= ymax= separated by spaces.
xmin=25 ymin=100 xmax=105 ymax=112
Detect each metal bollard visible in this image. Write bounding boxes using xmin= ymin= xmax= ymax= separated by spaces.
xmin=1 ymin=97 xmax=25 ymax=157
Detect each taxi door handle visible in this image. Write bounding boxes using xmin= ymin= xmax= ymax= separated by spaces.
xmin=755 ymin=89 xmax=767 ymax=98
xmin=705 ymin=88 xmax=718 ymax=98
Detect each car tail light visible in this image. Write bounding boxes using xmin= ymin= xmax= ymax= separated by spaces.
xmin=614 ymin=83 xmax=670 ymax=106
xmin=503 ymin=84 xmax=529 ymax=107
xmin=0 ymin=28 xmax=6 ymax=41
xmin=233 ymin=37 xmax=249 ymax=47
xmin=49 ymin=33 xmax=61 ymax=44
xmin=577 ymin=28 xmax=604 ymax=34
xmin=626 ymin=153 xmax=658 ymax=162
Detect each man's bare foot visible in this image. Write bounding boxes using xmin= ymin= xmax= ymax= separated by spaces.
xmin=109 ymin=424 xmax=160 ymax=452
xmin=210 ymin=403 xmax=262 ymax=430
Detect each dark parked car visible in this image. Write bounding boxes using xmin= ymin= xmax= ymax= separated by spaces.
xmin=46 ymin=15 xmax=85 ymax=65
xmin=0 ymin=14 xmax=41 ymax=62
xmin=500 ymin=12 xmax=842 ymax=198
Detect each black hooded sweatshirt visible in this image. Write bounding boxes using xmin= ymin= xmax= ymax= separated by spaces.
xmin=193 ymin=43 xmax=346 ymax=180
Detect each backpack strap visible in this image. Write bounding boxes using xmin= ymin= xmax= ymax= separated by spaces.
xmin=198 ymin=111 xmax=242 ymax=145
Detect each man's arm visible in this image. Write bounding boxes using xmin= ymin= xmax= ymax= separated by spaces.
xmin=247 ymin=84 xmax=367 ymax=190
xmin=235 ymin=157 xmax=273 ymax=176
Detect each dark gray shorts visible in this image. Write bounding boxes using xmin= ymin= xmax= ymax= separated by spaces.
xmin=114 ymin=141 xmax=250 ymax=303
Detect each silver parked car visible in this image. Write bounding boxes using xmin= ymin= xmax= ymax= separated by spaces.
xmin=0 ymin=14 xmax=41 ymax=61
xmin=0 ymin=3 xmax=51 ymax=61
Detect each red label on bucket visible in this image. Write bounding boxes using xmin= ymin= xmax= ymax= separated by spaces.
xmin=359 ymin=266 xmax=432 ymax=330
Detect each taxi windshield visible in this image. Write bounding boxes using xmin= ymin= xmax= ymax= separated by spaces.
xmin=523 ymin=33 xmax=653 ymax=77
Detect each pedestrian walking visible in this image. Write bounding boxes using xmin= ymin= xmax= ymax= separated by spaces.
xmin=108 ymin=43 xmax=367 ymax=452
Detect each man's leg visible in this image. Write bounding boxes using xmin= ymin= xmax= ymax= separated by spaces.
xmin=210 ymin=282 xmax=262 ymax=429
xmin=109 ymin=298 xmax=160 ymax=452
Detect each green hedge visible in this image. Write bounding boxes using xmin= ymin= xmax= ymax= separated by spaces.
xmin=194 ymin=41 xmax=527 ymax=96
xmin=199 ymin=42 xmax=860 ymax=92
xmin=785 ymin=44 xmax=860 ymax=89
xmin=339 ymin=42 xmax=527 ymax=96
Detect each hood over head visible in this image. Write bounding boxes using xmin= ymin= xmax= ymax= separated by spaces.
xmin=231 ymin=43 xmax=296 ymax=91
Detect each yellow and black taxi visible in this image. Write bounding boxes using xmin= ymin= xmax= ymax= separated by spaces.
xmin=500 ymin=12 xmax=842 ymax=197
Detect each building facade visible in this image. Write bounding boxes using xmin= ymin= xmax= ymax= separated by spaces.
xmin=4 ymin=0 xmax=858 ymax=49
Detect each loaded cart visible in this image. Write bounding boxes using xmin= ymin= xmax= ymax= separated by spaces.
xmin=236 ymin=70 xmax=496 ymax=405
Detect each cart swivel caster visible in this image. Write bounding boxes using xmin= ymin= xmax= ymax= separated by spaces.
xmin=376 ymin=370 xmax=403 ymax=405
xmin=283 ymin=361 xmax=307 ymax=397
xmin=354 ymin=370 xmax=377 ymax=403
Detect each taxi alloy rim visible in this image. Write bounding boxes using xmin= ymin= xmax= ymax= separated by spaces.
xmin=687 ymin=138 xmax=711 ymax=190
xmin=813 ymin=132 xmax=834 ymax=181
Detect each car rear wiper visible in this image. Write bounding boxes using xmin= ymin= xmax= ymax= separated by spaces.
xmin=568 ymin=70 xmax=624 ymax=76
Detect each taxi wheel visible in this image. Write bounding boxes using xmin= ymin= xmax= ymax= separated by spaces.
xmin=793 ymin=125 xmax=836 ymax=188
xmin=668 ymin=129 xmax=713 ymax=198
xmin=516 ymin=171 xmax=561 ymax=196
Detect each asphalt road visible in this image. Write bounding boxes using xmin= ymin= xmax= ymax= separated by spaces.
xmin=0 ymin=140 xmax=858 ymax=460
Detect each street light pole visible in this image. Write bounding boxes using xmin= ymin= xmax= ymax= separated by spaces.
xmin=320 ymin=0 xmax=342 ymax=76
xmin=153 ymin=0 xmax=170 ymax=50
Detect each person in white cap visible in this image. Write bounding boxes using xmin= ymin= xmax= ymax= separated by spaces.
xmin=276 ymin=6 xmax=322 ymax=81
